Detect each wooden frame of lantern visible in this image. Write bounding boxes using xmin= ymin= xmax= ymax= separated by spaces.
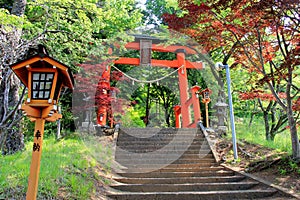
xmin=200 ymin=88 xmax=212 ymax=128
xmin=10 ymin=49 xmax=74 ymax=200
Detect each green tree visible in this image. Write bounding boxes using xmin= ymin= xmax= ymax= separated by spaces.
xmin=0 ymin=0 xmax=143 ymax=154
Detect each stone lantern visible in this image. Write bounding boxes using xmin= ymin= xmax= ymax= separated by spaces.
xmin=213 ymin=96 xmax=228 ymax=136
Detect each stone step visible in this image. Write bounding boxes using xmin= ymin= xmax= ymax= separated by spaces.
xmin=117 ymin=138 xmax=205 ymax=143
xmin=180 ymin=153 xmax=214 ymax=159
xmin=115 ymin=152 xmax=213 ymax=158
xmin=118 ymin=134 xmax=204 ymax=138
xmin=108 ymin=127 xmax=294 ymax=200
xmin=116 ymin=171 xmax=235 ymax=178
xmin=117 ymin=134 xmax=203 ymax=139
xmin=115 ymin=149 xmax=212 ymax=154
xmin=113 ymin=166 xmax=225 ymax=173
xmin=115 ymin=158 xmax=215 ymax=164
xmin=115 ymin=148 xmax=210 ymax=154
xmin=117 ymin=143 xmax=210 ymax=149
xmin=114 ymin=175 xmax=246 ymax=184
xmin=111 ymin=181 xmax=259 ymax=192
xmin=115 ymin=154 xmax=214 ymax=162
xmin=116 ymin=162 xmax=217 ymax=170
xmin=117 ymin=137 xmax=207 ymax=145
xmin=156 ymin=166 xmax=224 ymax=172
xmin=107 ymin=189 xmax=278 ymax=200
xmin=118 ymin=132 xmax=205 ymax=139
xmin=116 ymin=146 xmax=209 ymax=151
xmin=172 ymin=158 xmax=215 ymax=163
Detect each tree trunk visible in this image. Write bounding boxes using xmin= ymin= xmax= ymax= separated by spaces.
xmin=263 ymin=111 xmax=271 ymax=141
xmin=145 ymin=83 xmax=151 ymax=126
xmin=248 ymin=101 xmax=258 ymax=127
xmin=0 ymin=0 xmax=27 ymax=155
xmin=11 ymin=0 xmax=27 ymax=16
xmin=3 ymin=74 xmax=24 ymax=154
xmin=286 ymin=66 xmax=300 ymax=159
xmin=288 ymin=110 xmax=299 ymax=159
xmin=164 ymin=105 xmax=170 ymax=127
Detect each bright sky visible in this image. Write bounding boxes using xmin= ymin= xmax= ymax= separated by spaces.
xmin=137 ymin=0 xmax=147 ymax=10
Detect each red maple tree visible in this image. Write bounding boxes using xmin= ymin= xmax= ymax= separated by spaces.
xmin=163 ymin=0 xmax=300 ymax=159
xmin=73 ymin=59 xmax=126 ymax=127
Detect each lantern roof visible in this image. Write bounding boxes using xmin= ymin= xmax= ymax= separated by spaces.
xmin=10 ymin=52 xmax=74 ymax=90
xmin=200 ymin=88 xmax=212 ymax=94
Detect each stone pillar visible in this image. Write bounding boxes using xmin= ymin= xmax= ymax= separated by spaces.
xmin=213 ymin=93 xmax=228 ymax=136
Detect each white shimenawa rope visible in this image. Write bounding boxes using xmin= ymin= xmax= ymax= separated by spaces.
xmin=111 ymin=65 xmax=184 ymax=84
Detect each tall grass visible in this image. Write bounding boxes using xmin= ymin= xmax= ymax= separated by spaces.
xmin=234 ymin=116 xmax=292 ymax=153
xmin=0 ymin=133 xmax=113 ymax=199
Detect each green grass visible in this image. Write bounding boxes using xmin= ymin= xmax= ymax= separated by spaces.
xmin=234 ymin=117 xmax=292 ymax=153
xmin=0 ymin=133 xmax=113 ymax=199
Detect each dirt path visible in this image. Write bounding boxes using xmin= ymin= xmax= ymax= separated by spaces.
xmin=216 ymin=139 xmax=300 ymax=196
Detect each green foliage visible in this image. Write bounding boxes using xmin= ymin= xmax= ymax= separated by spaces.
xmin=288 ymin=160 xmax=298 ymax=171
xmin=21 ymin=118 xmax=59 ymax=140
xmin=24 ymin=0 xmax=143 ymax=67
xmin=277 ymin=158 xmax=300 ymax=175
xmin=278 ymin=168 xmax=287 ymax=175
xmin=59 ymin=89 xmax=76 ymax=132
xmin=21 ymin=118 xmax=35 ymax=140
xmin=144 ymin=0 xmax=179 ymax=25
xmin=0 ymin=0 xmax=13 ymax=10
xmin=120 ymin=107 xmax=145 ymax=127
xmin=66 ymin=173 xmax=94 ymax=199
xmin=0 ymin=8 xmax=30 ymax=29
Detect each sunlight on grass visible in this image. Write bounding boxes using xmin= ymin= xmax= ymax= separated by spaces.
xmin=0 ymin=133 xmax=113 ymax=199
xmin=234 ymin=117 xmax=292 ymax=153
xmin=0 ymin=143 xmax=31 ymax=196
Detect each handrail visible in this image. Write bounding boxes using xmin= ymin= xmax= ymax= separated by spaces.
xmin=198 ymin=121 xmax=221 ymax=163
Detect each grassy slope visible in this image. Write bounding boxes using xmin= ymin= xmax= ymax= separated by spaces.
xmin=0 ymin=133 xmax=113 ymax=200
xmin=234 ymin=117 xmax=292 ymax=154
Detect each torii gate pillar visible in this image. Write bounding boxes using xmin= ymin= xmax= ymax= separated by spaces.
xmin=177 ymin=49 xmax=191 ymax=127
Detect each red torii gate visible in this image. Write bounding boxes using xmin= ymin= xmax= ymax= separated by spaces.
xmin=97 ymin=35 xmax=207 ymax=128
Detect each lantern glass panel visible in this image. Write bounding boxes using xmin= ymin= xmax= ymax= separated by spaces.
xmin=40 ymin=74 xmax=46 ymax=80
xmin=204 ymin=92 xmax=209 ymax=99
xmin=31 ymin=72 xmax=54 ymax=99
xmin=33 ymin=73 xmax=40 ymax=80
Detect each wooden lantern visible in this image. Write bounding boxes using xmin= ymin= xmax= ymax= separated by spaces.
xmin=10 ymin=52 xmax=74 ymax=121
xmin=10 ymin=47 xmax=74 ymax=200
xmin=200 ymin=88 xmax=212 ymax=127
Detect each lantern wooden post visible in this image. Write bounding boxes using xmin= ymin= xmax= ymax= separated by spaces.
xmin=205 ymin=103 xmax=209 ymax=128
xmin=26 ymin=117 xmax=45 ymax=200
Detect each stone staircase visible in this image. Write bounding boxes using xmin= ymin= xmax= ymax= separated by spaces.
xmin=107 ymin=127 xmax=296 ymax=200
